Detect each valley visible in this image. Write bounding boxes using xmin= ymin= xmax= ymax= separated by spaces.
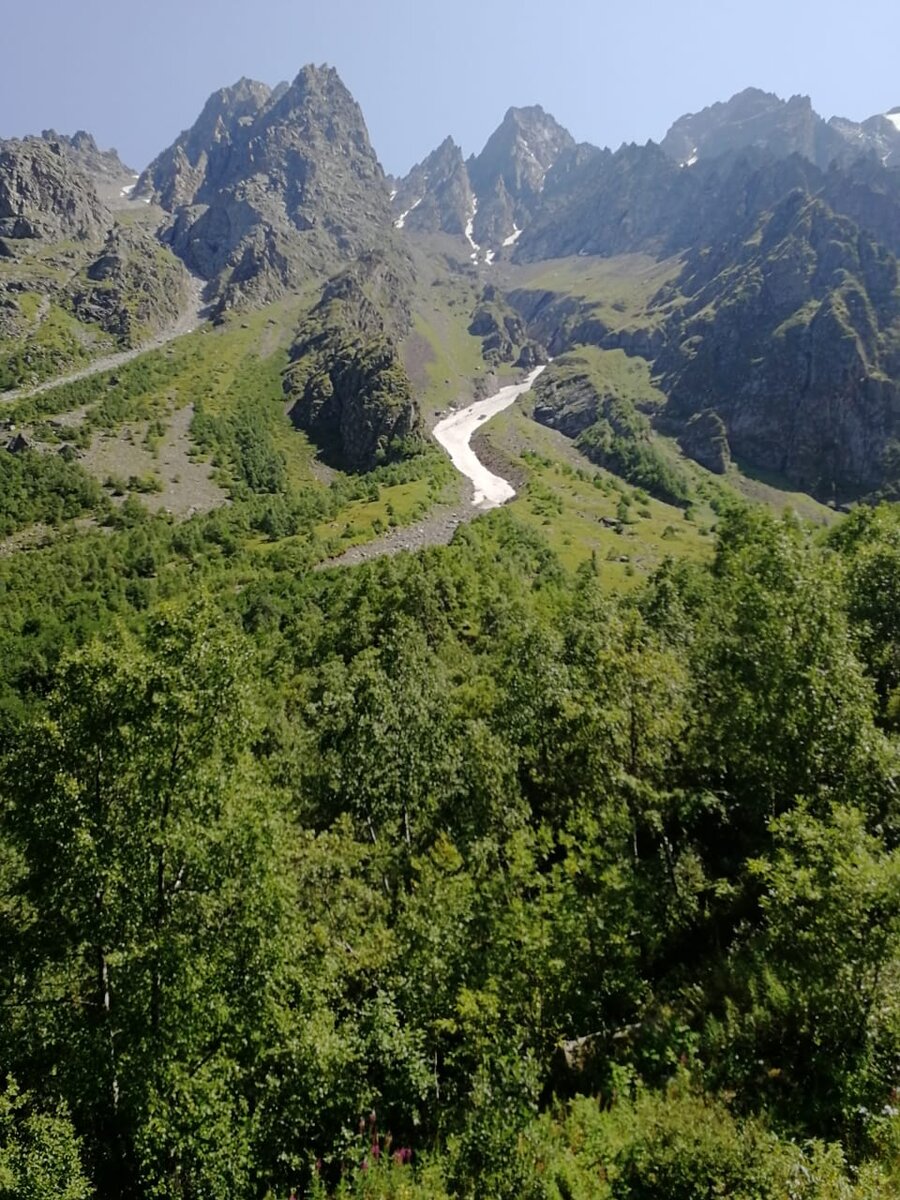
xmin=3 ymin=53 xmax=900 ymax=1200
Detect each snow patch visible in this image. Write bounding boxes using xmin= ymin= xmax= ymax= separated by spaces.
xmin=120 ymin=183 xmax=136 ymax=198
xmin=502 ymin=225 xmax=523 ymax=247
xmin=394 ymin=196 xmax=422 ymax=229
xmin=886 ymin=111 xmax=900 ymax=133
xmin=389 ymin=188 xmax=398 ymax=201
xmin=432 ymin=366 xmax=547 ymax=507
xmin=465 ymin=196 xmax=480 ymax=261
xmin=680 ymin=147 xmax=699 ymax=168
xmin=484 ymin=249 xmax=496 ymax=265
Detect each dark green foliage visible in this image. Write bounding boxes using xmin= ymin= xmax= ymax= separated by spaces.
xmin=576 ymin=403 xmax=692 ymax=506
xmin=0 ymin=1081 xmax=91 ymax=1200
xmin=283 ymin=253 xmax=421 ymax=470
xmin=0 ymin=449 xmax=106 ymax=535
xmin=2 ymin=490 xmax=900 ymax=1196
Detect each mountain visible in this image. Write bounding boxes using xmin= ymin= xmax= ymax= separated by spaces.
xmin=660 ymin=87 xmax=848 ymax=169
xmin=655 ymin=190 xmax=900 ymax=499
xmin=40 ymin=129 xmax=135 ymax=193
xmin=140 ymin=66 xmax=393 ymax=311
xmin=8 ymin=69 xmax=900 ymax=501
xmin=0 ymin=137 xmax=109 ymax=242
xmin=391 ymin=136 xmax=472 ymax=236
xmin=136 ymin=77 xmax=274 ymax=209
xmin=390 ymin=105 xmax=575 ymax=258
xmin=467 ymin=105 xmax=575 ymax=246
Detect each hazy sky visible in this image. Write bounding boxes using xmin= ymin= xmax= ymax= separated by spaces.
xmin=3 ymin=0 xmax=899 ymax=175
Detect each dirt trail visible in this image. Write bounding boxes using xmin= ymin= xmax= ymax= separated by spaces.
xmin=1 ymin=275 xmax=208 ymax=406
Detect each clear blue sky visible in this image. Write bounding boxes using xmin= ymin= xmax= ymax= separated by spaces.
xmin=3 ymin=0 xmax=899 ymax=175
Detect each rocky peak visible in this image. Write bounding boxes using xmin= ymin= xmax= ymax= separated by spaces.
xmin=661 ymin=87 xmax=847 ymax=170
xmin=136 ymin=76 xmax=272 ymax=208
xmin=466 ymin=105 xmax=575 ymax=247
xmin=39 ymin=129 xmax=134 ymax=190
xmin=152 ymin=63 xmax=392 ymax=310
xmin=391 ymin=136 xmax=472 ymax=236
xmin=828 ymin=109 xmax=900 ymax=169
xmin=0 ymin=137 xmax=109 ymax=241
xmin=469 ymin=105 xmax=575 ymax=197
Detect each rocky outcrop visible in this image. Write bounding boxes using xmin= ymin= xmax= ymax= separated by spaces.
xmin=660 ymin=88 xmax=848 ymax=170
xmin=0 ymin=138 xmax=108 ymax=242
xmin=657 ymin=191 xmax=900 ymax=498
xmin=391 ymin=137 xmax=472 ymax=236
xmin=71 ymin=224 xmax=192 ymax=343
xmin=40 ymin=130 xmax=135 ymax=190
xmin=141 ymin=66 xmax=393 ymax=311
xmin=532 ymin=354 xmax=691 ymax=504
xmin=468 ymin=284 xmax=537 ymax=365
xmin=678 ymin=410 xmax=731 ymax=474
xmin=283 ymin=251 xmax=421 ymax=470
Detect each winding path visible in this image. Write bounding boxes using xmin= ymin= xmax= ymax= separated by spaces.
xmin=1 ymin=275 xmax=208 ymax=405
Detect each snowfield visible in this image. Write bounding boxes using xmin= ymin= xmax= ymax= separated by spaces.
xmin=432 ymin=366 xmax=546 ymax=507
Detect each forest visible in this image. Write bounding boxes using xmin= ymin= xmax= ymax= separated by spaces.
xmin=3 ymin=491 xmax=900 ymax=1198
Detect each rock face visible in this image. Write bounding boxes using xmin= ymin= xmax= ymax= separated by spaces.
xmin=136 ymin=77 xmax=273 ymax=209
xmin=392 ymin=137 xmax=472 ymax=235
xmin=660 ymin=88 xmax=848 ymax=170
xmin=468 ymin=284 xmax=539 ymax=365
xmin=140 ymin=66 xmax=393 ymax=310
xmin=467 ymin=105 xmax=575 ymax=246
xmin=390 ymin=105 xmax=574 ymax=254
xmin=828 ymin=111 xmax=900 ymax=169
xmin=283 ymin=251 xmax=421 ymax=470
xmin=71 ymin=224 xmax=192 ymax=342
xmin=0 ymin=138 xmax=109 ymax=241
xmin=532 ymin=353 xmax=691 ymax=504
xmin=40 ymin=130 xmax=135 ymax=190
xmin=656 ymin=191 xmax=900 ymax=498
xmin=678 ymin=410 xmax=731 ymax=475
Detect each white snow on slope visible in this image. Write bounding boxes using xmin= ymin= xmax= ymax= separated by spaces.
xmin=394 ymin=197 xmax=422 ymax=229
xmin=389 ymin=188 xmax=398 ymax=201
xmin=886 ymin=111 xmax=900 ymax=133
xmin=484 ymin=249 xmax=496 ymax=265
xmin=432 ymin=366 xmax=546 ymax=507
xmin=502 ymin=225 xmax=523 ymax=247
xmin=120 ymin=183 xmax=136 ymax=198
xmin=681 ymin=147 xmax=699 ymax=168
xmin=465 ymin=197 xmax=480 ymax=260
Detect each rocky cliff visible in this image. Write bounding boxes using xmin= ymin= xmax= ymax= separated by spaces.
xmin=283 ymin=251 xmax=421 ymax=470
xmin=655 ymin=190 xmax=900 ymax=498
xmin=71 ymin=223 xmax=193 ymax=343
xmin=391 ymin=137 xmax=473 ymax=236
xmin=141 ymin=66 xmax=393 ymax=311
xmin=660 ymin=88 xmax=848 ymax=170
xmin=40 ymin=130 xmax=135 ymax=191
xmin=0 ymin=137 xmax=109 ymax=242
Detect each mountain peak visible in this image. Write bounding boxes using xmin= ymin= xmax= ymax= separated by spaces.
xmin=139 ymin=62 xmax=390 ymax=309
xmin=661 ymin=87 xmax=845 ymax=169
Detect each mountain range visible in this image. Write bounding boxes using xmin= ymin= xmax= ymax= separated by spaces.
xmin=3 ymin=70 xmax=900 ymax=500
